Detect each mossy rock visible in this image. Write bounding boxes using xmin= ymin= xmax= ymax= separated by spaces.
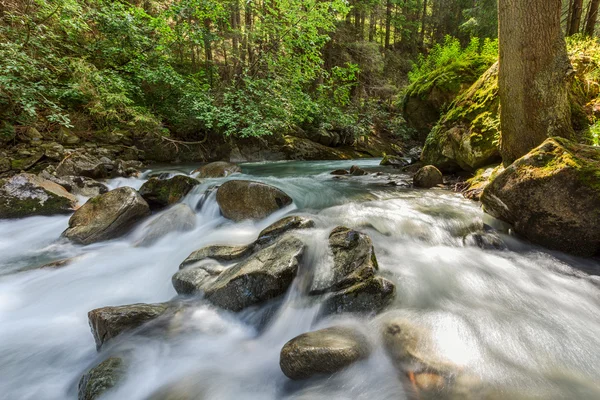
xmin=139 ymin=175 xmax=200 ymax=210
xmin=481 ymin=137 xmax=600 ymax=256
xmin=462 ymin=164 xmax=503 ymax=201
xmin=421 ymin=63 xmax=501 ymax=172
xmin=78 ymin=357 xmax=126 ymax=400
xmin=0 ymin=173 xmax=78 ymax=218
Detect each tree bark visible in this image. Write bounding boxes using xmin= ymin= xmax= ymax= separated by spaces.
xmin=420 ymin=0 xmax=428 ymax=48
xmin=498 ymin=0 xmax=574 ymax=164
xmin=568 ymin=0 xmax=583 ymax=35
xmin=585 ymin=0 xmax=600 ymax=36
xmin=385 ymin=0 xmax=392 ymax=49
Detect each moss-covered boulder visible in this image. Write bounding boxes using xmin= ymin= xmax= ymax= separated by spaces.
xmin=63 ymin=187 xmax=150 ymax=244
xmin=413 ymin=165 xmax=444 ymax=188
xmin=421 ymin=63 xmax=501 ymax=172
xmin=462 ymin=164 xmax=503 ymax=201
xmin=139 ymin=175 xmax=199 ymax=210
xmin=0 ymin=173 xmax=78 ymax=218
xmin=193 ymin=161 xmax=241 ymax=178
xmin=78 ymin=357 xmax=126 ymax=400
xmin=481 ymin=138 xmax=600 ymax=256
xmin=216 ymin=180 xmax=293 ymax=222
xmin=280 ymin=326 xmax=370 ymax=380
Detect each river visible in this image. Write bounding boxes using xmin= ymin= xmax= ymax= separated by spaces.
xmin=1 ymin=159 xmax=600 ymax=399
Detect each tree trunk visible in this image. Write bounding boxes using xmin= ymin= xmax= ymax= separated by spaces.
xmin=369 ymin=9 xmax=377 ymax=42
xmin=585 ymin=0 xmax=600 ymax=36
xmin=568 ymin=0 xmax=583 ymax=35
xmin=420 ymin=0 xmax=428 ymax=48
xmin=385 ymin=0 xmax=392 ymax=49
xmin=498 ymin=0 xmax=574 ymax=164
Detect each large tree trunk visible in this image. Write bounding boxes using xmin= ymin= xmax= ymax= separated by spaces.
xmin=584 ymin=0 xmax=600 ymax=36
xmin=568 ymin=0 xmax=584 ymax=35
xmin=385 ymin=0 xmax=392 ymax=49
xmin=420 ymin=0 xmax=428 ymax=48
xmin=498 ymin=0 xmax=574 ymax=164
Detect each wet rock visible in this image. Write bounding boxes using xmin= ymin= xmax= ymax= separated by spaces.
xmin=78 ymin=357 xmax=126 ymax=400
xmin=193 ymin=161 xmax=241 ymax=178
xmin=88 ymin=303 xmax=171 ymax=350
xmin=64 ymin=187 xmax=150 ymax=244
xmin=463 ymin=230 xmax=506 ymax=250
xmin=139 ymin=175 xmax=199 ymax=210
xmin=481 ymin=138 xmax=600 ymax=256
xmin=39 ymin=171 xmax=109 ymax=198
xmin=179 ymin=244 xmax=253 ymax=269
xmin=216 ymin=180 xmax=293 ymax=222
xmin=172 ymin=263 xmax=225 ymax=295
xmin=314 ymin=227 xmax=378 ymax=293
xmin=137 ymin=204 xmax=197 ymax=247
xmin=145 ymin=376 xmax=208 ymax=400
xmin=280 ymin=326 xmax=370 ymax=380
xmin=380 ymin=155 xmax=409 ymax=168
xmin=349 ymin=165 xmax=367 ymax=176
xmin=330 ymin=169 xmax=348 ymax=175
xmin=203 ymin=236 xmax=305 ymax=311
xmin=41 ymin=142 xmax=65 ymax=162
xmin=321 ymin=276 xmax=396 ymax=315
xmin=11 ymin=150 xmax=44 ymax=171
xmin=55 ymin=153 xmax=115 ymax=179
xmin=0 ymin=173 xmax=77 ymax=218
xmin=413 ymin=165 xmax=443 ymax=188
xmin=256 ymin=215 xmax=315 ymax=246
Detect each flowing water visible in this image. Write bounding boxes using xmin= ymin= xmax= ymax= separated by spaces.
xmin=1 ymin=159 xmax=600 ymax=400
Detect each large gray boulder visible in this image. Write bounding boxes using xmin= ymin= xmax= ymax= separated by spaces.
xmin=78 ymin=357 xmax=126 ymax=400
xmin=88 ymin=303 xmax=171 ymax=350
xmin=280 ymin=326 xmax=370 ymax=380
xmin=216 ymin=180 xmax=293 ymax=222
xmin=194 ymin=161 xmax=241 ymax=178
xmin=64 ymin=187 xmax=150 ymax=244
xmin=0 ymin=173 xmax=77 ymax=218
xmin=39 ymin=170 xmax=109 ymax=198
xmin=139 ymin=175 xmax=199 ymax=210
xmin=481 ymin=138 xmax=600 ymax=256
xmin=136 ymin=204 xmax=197 ymax=247
xmin=183 ymin=236 xmax=305 ymax=311
xmin=55 ymin=153 xmax=115 ymax=179
xmin=311 ymin=227 xmax=395 ymax=315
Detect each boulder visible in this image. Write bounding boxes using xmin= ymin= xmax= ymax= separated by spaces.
xmin=55 ymin=153 xmax=115 ymax=179
xmin=78 ymin=357 xmax=126 ymax=400
xmin=172 ymin=263 xmax=225 ymax=295
xmin=203 ymin=235 xmax=305 ymax=311
xmin=280 ymin=326 xmax=370 ymax=380
xmin=88 ymin=303 xmax=171 ymax=350
xmin=481 ymin=138 xmax=600 ymax=256
xmin=39 ymin=171 xmax=109 ymax=198
xmin=421 ymin=63 xmax=501 ymax=172
xmin=349 ymin=165 xmax=367 ymax=176
xmin=330 ymin=169 xmax=348 ymax=176
xmin=136 ymin=204 xmax=197 ymax=247
xmin=194 ymin=161 xmax=241 ymax=178
xmin=380 ymin=155 xmax=409 ymax=168
xmin=0 ymin=173 xmax=77 ymax=218
xmin=312 ymin=227 xmax=395 ymax=315
xmin=139 ymin=175 xmax=199 ymax=210
xmin=413 ymin=165 xmax=443 ymax=188
xmin=216 ymin=180 xmax=293 ymax=222
xmin=63 ymin=187 xmax=150 ymax=244
xmin=179 ymin=244 xmax=253 ymax=269
xmin=256 ymin=215 xmax=315 ymax=246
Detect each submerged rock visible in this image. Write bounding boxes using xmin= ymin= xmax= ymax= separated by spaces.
xmin=78 ymin=357 xmax=126 ymax=400
xmin=139 ymin=175 xmax=199 ymax=210
xmin=280 ymin=326 xmax=370 ymax=380
xmin=330 ymin=169 xmax=348 ymax=175
xmin=137 ymin=204 xmax=196 ymax=247
xmin=0 ymin=173 xmax=77 ymax=218
xmin=216 ymin=180 xmax=293 ymax=222
xmin=349 ymin=165 xmax=368 ymax=176
xmin=203 ymin=236 xmax=305 ymax=311
xmin=194 ymin=161 xmax=241 ymax=178
xmin=179 ymin=244 xmax=253 ymax=269
xmin=413 ymin=165 xmax=443 ymax=188
xmin=463 ymin=230 xmax=506 ymax=250
xmin=64 ymin=187 xmax=150 ymax=245
xmin=88 ymin=303 xmax=171 ymax=350
xmin=321 ymin=276 xmax=396 ymax=315
xmin=481 ymin=138 xmax=600 ymax=256
xmin=256 ymin=215 xmax=315 ymax=246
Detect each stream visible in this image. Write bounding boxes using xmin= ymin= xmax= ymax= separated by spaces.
xmin=1 ymin=159 xmax=600 ymax=399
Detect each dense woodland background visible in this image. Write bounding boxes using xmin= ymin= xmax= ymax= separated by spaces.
xmin=1 ymin=0 xmax=599 ymax=149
